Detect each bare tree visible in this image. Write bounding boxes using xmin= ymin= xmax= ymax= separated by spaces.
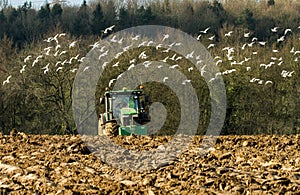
xmin=0 ymin=0 xmax=8 ymax=9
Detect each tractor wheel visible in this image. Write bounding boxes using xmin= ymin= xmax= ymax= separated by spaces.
xmin=105 ymin=120 xmax=118 ymax=137
xmin=98 ymin=117 xmax=104 ymax=136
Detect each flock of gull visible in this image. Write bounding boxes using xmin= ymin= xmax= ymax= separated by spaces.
xmin=195 ymin=26 xmax=299 ymax=86
xmin=1 ymin=24 xmax=299 ymax=89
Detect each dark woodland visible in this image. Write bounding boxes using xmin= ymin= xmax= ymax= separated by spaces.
xmin=0 ymin=0 xmax=299 ymax=135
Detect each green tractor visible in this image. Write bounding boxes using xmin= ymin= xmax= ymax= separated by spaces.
xmin=98 ymin=86 xmax=150 ymax=136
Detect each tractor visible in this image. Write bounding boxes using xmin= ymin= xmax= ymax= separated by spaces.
xmin=98 ymin=86 xmax=150 ymax=136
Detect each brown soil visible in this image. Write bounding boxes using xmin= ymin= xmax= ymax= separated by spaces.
xmin=0 ymin=133 xmax=299 ymax=194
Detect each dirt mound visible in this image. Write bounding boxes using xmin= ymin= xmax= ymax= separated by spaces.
xmin=0 ymin=133 xmax=299 ymax=194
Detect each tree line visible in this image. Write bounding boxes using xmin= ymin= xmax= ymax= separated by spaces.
xmin=0 ymin=0 xmax=299 ymax=135
xmin=0 ymin=0 xmax=299 ymax=48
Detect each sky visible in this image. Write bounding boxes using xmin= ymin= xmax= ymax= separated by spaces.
xmin=8 ymin=0 xmax=83 ymax=8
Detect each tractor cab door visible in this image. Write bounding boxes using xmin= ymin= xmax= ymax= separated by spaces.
xmin=112 ymin=94 xmax=131 ymax=120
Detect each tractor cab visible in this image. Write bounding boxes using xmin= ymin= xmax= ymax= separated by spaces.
xmin=99 ymin=86 xmax=150 ymax=136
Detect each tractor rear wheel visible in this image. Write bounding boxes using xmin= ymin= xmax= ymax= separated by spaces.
xmin=105 ymin=120 xmax=118 ymax=137
xmin=98 ymin=117 xmax=104 ymax=136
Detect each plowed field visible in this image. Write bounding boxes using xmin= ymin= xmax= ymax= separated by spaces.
xmin=0 ymin=133 xmax=299 ymax=194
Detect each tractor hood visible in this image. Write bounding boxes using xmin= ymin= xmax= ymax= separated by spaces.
xmin=120 ymin=107 xmax=137 ymax=115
